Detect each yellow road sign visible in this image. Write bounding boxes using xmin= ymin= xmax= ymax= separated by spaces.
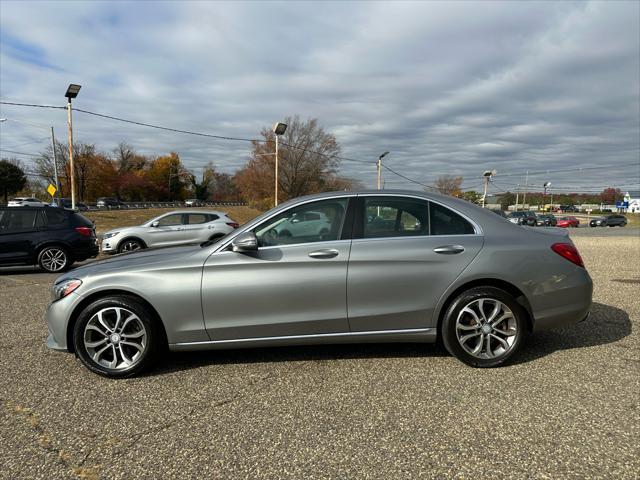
xmin=47 ymin=184 xmax=57 ymax=197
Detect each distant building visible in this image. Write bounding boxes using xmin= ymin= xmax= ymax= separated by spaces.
xmin=623 ymin=191 xmax=640 ymax=213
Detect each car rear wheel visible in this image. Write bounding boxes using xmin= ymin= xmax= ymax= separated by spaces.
xmin=118 ymin=239 xmax=143 ymax=253
xmin=442 ymin=287 xmax=526 ymax=368
xmin=38 ymin=246 xmax=70 ymax=273
xmin=73 ymin=296 xmax=163 ymax=378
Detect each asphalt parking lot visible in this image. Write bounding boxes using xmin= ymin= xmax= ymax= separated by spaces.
xmin=1 ymin=230 xmax=638 ymax=479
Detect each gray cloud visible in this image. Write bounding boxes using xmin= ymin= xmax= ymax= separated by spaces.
xmin=0 ymin=0 xmax=638 ymax=194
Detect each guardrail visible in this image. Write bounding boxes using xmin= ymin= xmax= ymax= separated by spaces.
xmin=84 ymin=201 xmax=247 ymax=211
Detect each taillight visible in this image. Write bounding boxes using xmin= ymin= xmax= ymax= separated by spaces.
xmin=551 ymin=243 xmax=584 ymax=268
xmin=226 ymin=222 xmax=239 ymax=229
xmin=75 ymin=226 xmax=93 ymax=237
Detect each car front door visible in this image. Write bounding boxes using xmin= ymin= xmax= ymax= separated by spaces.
xmin=201 ymin=197 xmax=353 ymax=341
xmin=146 ymin=213 xmax=186 ymax=247
xmin=346 ymin=195 xmax=483 ymax=332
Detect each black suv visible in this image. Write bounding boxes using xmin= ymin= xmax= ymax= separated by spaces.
xmin=0 ymin=207 xmax=99 ymax=272
xmin=589 ymin=214 xmax=627 ymax=227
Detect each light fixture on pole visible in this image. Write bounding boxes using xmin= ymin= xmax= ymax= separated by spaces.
xmin=377 ymin=151 xmax=389 ymax=190
xmin=481 ymin=169 xmax=497 ymax=208
xmin=272 ymin=121 xmax=287 ymax=206
xmin=65 ymin=84 xmax=81 ymax=210
xmin=543 ymin=181 xmax=551 ymax=211
xmin=0 ymin=118 xmax=60 ymax=203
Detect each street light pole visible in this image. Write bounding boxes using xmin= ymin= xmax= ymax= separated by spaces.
xmin=64 ymin=84 xmax=81 ymax=210
xmin=272 ymin=122 xmax=287 ymax=207
xmin=481 ymin=170 xmax=497 ymax=208
xmin=377 ymin=151 xmax=389 ymax=190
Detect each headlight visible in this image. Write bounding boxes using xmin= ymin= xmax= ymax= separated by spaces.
xmin=103 ymin=231 xmax=119 ymax=239
xmin=52 ymin=279 xmax=82 ymax=301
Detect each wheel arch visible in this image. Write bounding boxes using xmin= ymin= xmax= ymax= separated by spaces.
xmin=36 ymin=241 xmax=73 ymax=259
xmin=66 ymin=289 xmax=167 ymax=353
xmin=117 ymin=236 xmax=147 ymax=250
xmin=436 ymin=278 xmax=534 ymax=335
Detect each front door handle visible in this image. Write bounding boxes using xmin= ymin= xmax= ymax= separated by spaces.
xmin=308 ymin=249 xmax=339 ymax=259
xmin=433 ymin=245 xmax=465 ymax=255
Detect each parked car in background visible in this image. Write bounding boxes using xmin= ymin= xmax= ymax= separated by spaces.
xmin=261 ymin=210 xmax=332 ymax=243
xmin=96 ymin=197 xmax=127 ymax=209
xmin=8 ymin=197 xmax=47 ymax=207
xmin=50 ymin=198 xmax=89 ymax=211
xmin=536 ymin=214 xmax=557 ymax=227
xmin=507 ymin=211 xmax=537 ymax=226
xmin=100 ymin=210 xmax=239 ymax=254
xmin=46 ymin=190 xmax=592 ymax=378
xmin=0 ymin=206 xmax=98 ymax=272
xmin=589 ymin=215 xmax=627 ymax=227
xmin=184 ymin=199 xmax=203 ymax=207
xmin=557 ymin=216 xmax=580 ymax=228
xmin=560 ymin=205 xmax=578 ymax=213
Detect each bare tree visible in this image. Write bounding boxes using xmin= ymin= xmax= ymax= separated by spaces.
xmin=434 ymin=175 xmax=463 ymax=197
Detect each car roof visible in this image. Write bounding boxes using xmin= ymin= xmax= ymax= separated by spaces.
xmin=158 ymin=210 xmax=227 ymax=216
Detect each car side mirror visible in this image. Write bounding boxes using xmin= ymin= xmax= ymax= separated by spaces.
xmin=151 ymin=221 xmax=159 ymax=227
xmin=232 ymin=231 xmax=258 ymax=252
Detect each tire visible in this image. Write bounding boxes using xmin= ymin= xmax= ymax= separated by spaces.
xmin=118 ymin=238 xmax=144 ymax=253
xmin=441 ymin=286 xmax=527 ymax=368
xmin=38 ymin=246 xmax=70 ymax=273
xmin=73 ymin=295 xmax=164 ymax=378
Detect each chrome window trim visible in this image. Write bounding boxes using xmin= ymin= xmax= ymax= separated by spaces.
xmin=357 ymin=192 xmax=483 ymax=236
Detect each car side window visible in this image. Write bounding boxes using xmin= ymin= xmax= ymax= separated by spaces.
xmin=207 ymin=214 xmax=219 ymax=222
xmin=187 ymin=213 xmax=208 ymax=224
xmin=156 ymin=214 xmax=183 ymax=227
xmin=255 ymin=198 xmax=348 ymax=247
xmin=362 ymin=197 xmax=429 ymax=239
xmin=44 ymin=209 xmax=68 ymax=228
xmin=429 ymin=202 xmax=475 ymax=235
xmin=0 ymin=210 xmax=37 ymax=232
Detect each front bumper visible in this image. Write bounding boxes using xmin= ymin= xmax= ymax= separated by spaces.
xmin=45 ymin=291 xmax=84 ymax=351
xmin=100 ymin=236 xmax=120 ymax=254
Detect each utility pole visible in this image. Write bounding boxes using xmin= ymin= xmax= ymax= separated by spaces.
xmin=515 ymin=184 xmax=520 ymax=211
xmin=481 ymin=170 xmax=496 ymax=208
xmin=272 ymin=122 xmax=287 ymax=206
xmin=50 ymin=126 xmax=59 ymax=201
xmin=522 ymin=170 xmax=529 ymax=210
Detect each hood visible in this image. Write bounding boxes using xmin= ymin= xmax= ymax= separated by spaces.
xmin=591 ymin=217 xmax=605 ymax=221
xmin=58 ymin=245 xmax=204 ymax=282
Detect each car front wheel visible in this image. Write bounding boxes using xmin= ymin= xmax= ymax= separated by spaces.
xmin=118 ymin=239 xmax=144 ymax=253
xmin=73 ymin=296 xmax=164 ymax=378
xmin=441 ymin=287 xmax=527 ymax=368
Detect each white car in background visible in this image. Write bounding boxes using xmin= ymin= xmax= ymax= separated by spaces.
xmin=8 ymin=197 xmax=47 ymax=207
xmin=101 ymin=210 xmax=239 ymax=254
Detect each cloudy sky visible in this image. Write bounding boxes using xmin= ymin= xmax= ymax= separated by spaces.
xmin=1 ymin=0 xmax=639 ymax=194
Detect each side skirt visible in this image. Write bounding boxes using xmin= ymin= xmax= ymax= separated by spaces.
xmin=170 ymin=328 xmax=437 ymax=352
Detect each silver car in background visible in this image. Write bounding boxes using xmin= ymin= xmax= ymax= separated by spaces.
xmin=101 ymin=210 xmax=239 ymax=253
xmin=46 ymin=190 xmax=592 ymax=377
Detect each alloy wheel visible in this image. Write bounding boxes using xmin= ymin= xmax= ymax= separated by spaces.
xmin=84 ymin=307 xmax=148 ymax=370
xmin=455 ymin=298 xmax=517 ymax=359
xmin=40 ymin=248 xmax=67 ymax=272
xmin=121 ymin=240 xmax=141 ymax=252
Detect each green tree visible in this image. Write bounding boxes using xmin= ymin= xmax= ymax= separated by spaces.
xmin=0 ymin=159 xmax=27 ymax=203
xmin=462 ymin=191 xmax=481 ymax=204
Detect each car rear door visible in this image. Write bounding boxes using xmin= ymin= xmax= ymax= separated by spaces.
xmin=0 ymin=208 xmax=39 ymax=265
xmin=201 ymin=197 xmax=353 ymax=340
xmin=346 ymin=195 xmax=483 ymax=332
xmin=182 ymin=213 xmax=216 ymax=243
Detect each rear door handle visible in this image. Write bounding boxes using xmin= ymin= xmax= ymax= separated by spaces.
xmin=308 ymin=249 xmax=339 ymax=259
xmin=433 ymin=245 xmax=465 ymax=255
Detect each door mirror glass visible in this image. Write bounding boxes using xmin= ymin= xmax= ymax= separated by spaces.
xmin=151 ymin=221 xmax=159 ymax=227
xmin=232 ymin=231 xmax=258 ymax=252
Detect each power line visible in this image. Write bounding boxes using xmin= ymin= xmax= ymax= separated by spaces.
xmin=0 ymin=101 xmax=66 ymax=110
xmin=497 ymin=162 xmax=639 ymax=178
xmin=0 ymin=149 xmax=41 ymax=157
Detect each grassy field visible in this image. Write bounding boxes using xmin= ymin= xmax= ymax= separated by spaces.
xmin=84 ymin=206 xmax=263 ymax=233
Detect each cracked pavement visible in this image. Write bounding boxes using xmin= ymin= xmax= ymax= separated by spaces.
xmin=0 ymin=233 xmax=638 ymax=479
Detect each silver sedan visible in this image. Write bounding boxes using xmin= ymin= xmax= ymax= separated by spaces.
xmin=100 ymin=210 xmax=238 ymax=254
xmin=46 ymin=190 xmax=592 ymax=377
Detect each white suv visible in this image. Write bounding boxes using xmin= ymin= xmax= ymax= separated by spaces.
xmin=8 ymin=197 xmax=47 ymax=207
xmin=101 ymin=210 xmax=239 ymax=254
